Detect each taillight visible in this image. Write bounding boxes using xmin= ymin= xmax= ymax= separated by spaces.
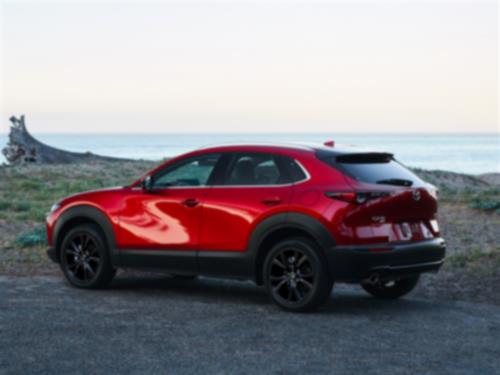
xmin=325 ymin=191 xmax=391 ymax=204
xmin=428 ymin=187 xmax=439 ymax=200
xmin=429 ymin=219 xmax=439 ymax=233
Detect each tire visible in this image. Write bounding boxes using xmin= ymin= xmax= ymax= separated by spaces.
xmin=361 ymin=275 xmax=420 ymax=299
xmin=263 ymin=237 xmax=333 ymax=312
xmin=59 ymin=224 xmax=116 ymax=289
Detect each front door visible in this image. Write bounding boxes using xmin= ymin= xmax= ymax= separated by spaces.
xmin=118 ymin=153 xmax=222 ymax=250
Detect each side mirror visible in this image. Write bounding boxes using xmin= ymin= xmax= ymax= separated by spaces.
xmin=141 ymin=175 xmax=154 ymax=192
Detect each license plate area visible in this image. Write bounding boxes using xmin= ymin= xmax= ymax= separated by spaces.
xmin=396 ymin=222 xmax=434 ymax=241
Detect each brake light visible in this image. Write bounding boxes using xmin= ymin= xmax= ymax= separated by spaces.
xmin=325 ymin=191 xmax=391 ymax=204
xmin=324 ymin=140 xmax=335 ymax=147
xmin=325 ymin=191 xmax=357 ymax=203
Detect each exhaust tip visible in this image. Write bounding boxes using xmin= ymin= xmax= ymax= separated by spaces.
xmin=368 ymin=273 xmax=380 ymax=284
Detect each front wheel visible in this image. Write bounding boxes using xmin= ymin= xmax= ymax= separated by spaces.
xmin=59 ymin=224 xmax=116 ymax=289
xmin=263 ymin=238 xmax=333 ymax=312
xmin=361 ymin=275 xmax=420 ymax=299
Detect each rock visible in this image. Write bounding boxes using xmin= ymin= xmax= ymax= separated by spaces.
xmin=2 ymin=115 xmax=131 ymax=165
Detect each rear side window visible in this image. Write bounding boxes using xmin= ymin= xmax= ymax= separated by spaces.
xmin=281 ymin=156 xmax=307 ymax=182
xmin=318 ymin=152 xmax=424 ymax=187
xmin=225 ymin=153 xmax=286 ymax=185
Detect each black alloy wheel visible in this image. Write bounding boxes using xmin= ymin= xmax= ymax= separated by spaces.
xmin=64 ymin=232 xmax=100 ymax=282
xmin=264 ymin=238 xmax=333 ymax=312
xmin=269 ymin=248 xmax=315 ymax=304
xmin=60 ymin=224 xmax=116 ymax=288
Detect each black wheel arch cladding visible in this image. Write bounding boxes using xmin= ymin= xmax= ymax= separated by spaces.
xmin=53 ymin=205 xmax=119 ymax=264
xmin=248 ymin=212 xmax=336 ymax=284
xmin=53 ymin=207 xmax=335 ymax=281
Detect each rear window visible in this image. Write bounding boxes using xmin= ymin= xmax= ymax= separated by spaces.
xmin=318 ymin=152 xmax=424 ymax=187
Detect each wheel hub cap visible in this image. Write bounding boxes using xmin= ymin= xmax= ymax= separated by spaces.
xmin=270 ymin=248 xmax=315 ymax=304
xmin=64 ymin=233 xmax=100 ymax=283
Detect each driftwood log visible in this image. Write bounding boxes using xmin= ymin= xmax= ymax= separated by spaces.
xmin=2 ymin=115 xmax=130 ymax=164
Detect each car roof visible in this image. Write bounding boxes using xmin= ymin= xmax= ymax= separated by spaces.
xmin=194 ymin=142 xmax=386 ymax=156
xmin=130 ymin=141 xmax=391 ymax=187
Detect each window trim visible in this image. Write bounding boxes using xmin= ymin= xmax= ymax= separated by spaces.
xmin=141 ymin=152 xmax=311 ymax=190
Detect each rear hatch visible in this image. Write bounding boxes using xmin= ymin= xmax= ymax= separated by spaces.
xmin=318 ymin=151 xmax=440 ymax=243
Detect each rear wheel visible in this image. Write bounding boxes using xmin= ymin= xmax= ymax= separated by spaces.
xmin=361 ymin=275 xmax=420 ymax=299
xmin=59 ymin=224 xmax=116 ymax=289
xmin=263 ymin=238 xmax=333 ymax=312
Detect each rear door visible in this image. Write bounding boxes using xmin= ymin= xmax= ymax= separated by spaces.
xmin=199 ymin=152 xmax=295 ymax=252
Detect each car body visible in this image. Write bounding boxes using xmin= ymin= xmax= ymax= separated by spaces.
xmin=46 ymin=142 xmax=446 ymax=311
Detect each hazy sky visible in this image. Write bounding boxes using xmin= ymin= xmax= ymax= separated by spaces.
xmin=0 ymin=1 xmax=498 ymax=133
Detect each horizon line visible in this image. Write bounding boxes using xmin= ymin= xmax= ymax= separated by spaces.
xmin=1 ymin=131 xmax=499 ymax=136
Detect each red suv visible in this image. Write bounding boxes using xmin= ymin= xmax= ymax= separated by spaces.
xmin=46 ymin=143 xmax=446 ymax=311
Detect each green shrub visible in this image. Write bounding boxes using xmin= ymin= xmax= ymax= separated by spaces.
xmin=18 ymin=180 xmax=44 ymax=190
xmin=15 ymin=213 xmax=31 ymax=221
xmin=12 ymin=201 xmax=31 ymax=212
xmin=468 ymin=198 xmax=500 ymax=212
xmin=0 ymin=200 xmax=10 ymax=210
xmin=29 ymin=207 xmax=50 ymax=222
xmin=15 ymin=227 xmax=47 ymax=248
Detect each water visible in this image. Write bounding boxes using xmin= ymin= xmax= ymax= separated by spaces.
xmin=0 ymin=133 xmax=498 ymax=174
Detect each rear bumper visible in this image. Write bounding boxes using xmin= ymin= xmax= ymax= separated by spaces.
xmin=47 ymin=247 xmax=58 ymax=263
xmin=327 ymin=238 xmax=446 ymax=282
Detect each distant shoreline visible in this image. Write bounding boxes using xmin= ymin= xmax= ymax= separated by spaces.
xmin=1 ymin=131 xmax=499 ymax=135
xmin=1 ymin=133 xmax=498 ymax=174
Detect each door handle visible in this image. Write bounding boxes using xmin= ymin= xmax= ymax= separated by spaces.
xmin=261 ymin=197 xmax=281 ymax=206
xmin=182 ymin=198 xmax=199 ymax=208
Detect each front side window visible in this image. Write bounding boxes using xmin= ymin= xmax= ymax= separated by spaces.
xmin=225 ymin=153 xmax=289 ymax=186
xmin=153 ymin=154 xmax=221 ymax=188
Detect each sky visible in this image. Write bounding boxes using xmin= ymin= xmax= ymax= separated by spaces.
xmin=0 ymin=0 xmax=498 ymax=134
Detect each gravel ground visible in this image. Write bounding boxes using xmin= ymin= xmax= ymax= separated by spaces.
xmin=1 ymin=275 xmax=500 ymax=375
xmin=438 ymin=203 xmax=500 ymax=255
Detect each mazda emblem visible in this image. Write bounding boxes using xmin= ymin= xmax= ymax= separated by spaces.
xmin=413 ymin=189 xmax=421 ymax=201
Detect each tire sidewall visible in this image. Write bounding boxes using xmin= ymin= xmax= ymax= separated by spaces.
xmin=59 ymin=224 xmax=111 ymax=288
xmin=263 ymin=238 xmax=332 ymax=312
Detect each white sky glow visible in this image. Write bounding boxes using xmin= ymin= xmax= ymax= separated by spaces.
xmin=0 ymin=1 xmax=498 ymax=133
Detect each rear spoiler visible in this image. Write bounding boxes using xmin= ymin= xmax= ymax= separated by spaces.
xmin=335 ymin=153 xmax=394 ymax=164
xmin=316 ymin=150 xmax=394 ymax=164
